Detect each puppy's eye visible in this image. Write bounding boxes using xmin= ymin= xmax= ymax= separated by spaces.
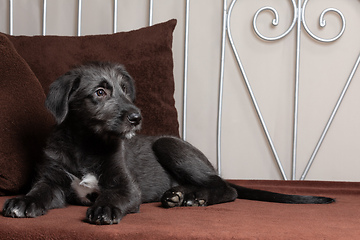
xmin=121 ymin=84 xmax=127 ymax=93
xmin=95 ymin=88 xmax=107 ymax=97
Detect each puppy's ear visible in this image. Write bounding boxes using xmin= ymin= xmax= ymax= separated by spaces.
xmin=113 ymin=64 xmax=136 ymax=101
xmin=125 ymin=74 xmax=136 ymax=102
xmin=45 ymin=72 xmax=81 ymax=124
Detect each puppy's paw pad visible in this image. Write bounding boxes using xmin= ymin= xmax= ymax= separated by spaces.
xmin=197 ymin=199 xmax=206 ymax=206
xmin=184 ymin=198 xmax=207 ymax=207
xmin=161 ymin=191 xmax=184 ymax=208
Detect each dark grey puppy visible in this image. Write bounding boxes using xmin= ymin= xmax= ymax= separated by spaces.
xmin=2 ymin=62 xmax=334 ymax=225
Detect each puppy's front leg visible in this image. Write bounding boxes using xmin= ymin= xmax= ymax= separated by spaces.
xmin=3 ymin=180 xmax=67 ymax=218
xmin=85 ymin=157 xmax=141 ymax=225
xmin=86 ymin=188 xmax=140 ymax=225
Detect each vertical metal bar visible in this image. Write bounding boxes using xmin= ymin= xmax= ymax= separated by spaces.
xmin=182 ymin=0 xmax=190 ymax=141
xmin=217 ymin=0 xmax=227 ymax=176
xmin=77 ymin=0 xmax=82 ymax=36
xmin=9 ymin=0 xmax=13 ymax=35
xmin=227 ymin=0 xmax=287 ymax=180
xmin=292 ymin=1 xmax=301 ymax=180
xmin=300 ymin=53 xmax=360 ymax=180
xmin=113 ymin=0 xmax=118 ymax=33
xmin=42 ymin=0 xmax=47 ymax=36
xmin=149 ymin=0 xmax=154 ymax=26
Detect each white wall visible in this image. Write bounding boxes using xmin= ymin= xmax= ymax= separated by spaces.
xmin=1 ymin=0 xmax=359 ymax=181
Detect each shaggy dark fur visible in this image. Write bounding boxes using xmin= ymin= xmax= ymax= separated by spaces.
xmin=2 ymin=62 xmax=334 ymax=225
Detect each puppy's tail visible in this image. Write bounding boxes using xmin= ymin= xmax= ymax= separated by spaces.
xmin=229 ymin=183 xmax=335 ymax=204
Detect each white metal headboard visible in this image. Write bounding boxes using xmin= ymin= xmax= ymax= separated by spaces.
xmin=224 ymin=0 xmax=360 ymax=180
xmin=3 ymin=0 xmax=360 ymax=181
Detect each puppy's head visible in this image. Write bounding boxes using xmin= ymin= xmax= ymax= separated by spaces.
xmin=46 ymin=62 xmax=142 ymax=139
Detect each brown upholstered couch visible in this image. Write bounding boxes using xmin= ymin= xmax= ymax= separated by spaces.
xmin=1 ymin=19 xmax=360 ymax=239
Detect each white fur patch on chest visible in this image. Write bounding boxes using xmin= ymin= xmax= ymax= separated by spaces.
xmin=66 ymin=172 xmax=100 ymax=204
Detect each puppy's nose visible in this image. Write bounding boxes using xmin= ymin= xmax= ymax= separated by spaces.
xmin=127 ymin=112 xmax=142 ymax=126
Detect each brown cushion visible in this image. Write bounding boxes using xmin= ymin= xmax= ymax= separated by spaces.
xmin=0 ymin=34 xmax=54 ymax=195
xmin=7 ymin=19 xmax=179 ymax=137
xmin=0 ymin=19 xmax=179 ymax=195
xmin=0 ymin=180 xmax=353 ymax=239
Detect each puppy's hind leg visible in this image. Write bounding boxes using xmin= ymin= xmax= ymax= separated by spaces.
xmin=152 ymin=137 xmax=237 ymax=208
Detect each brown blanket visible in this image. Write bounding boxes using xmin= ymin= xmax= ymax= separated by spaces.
xmin=0 ymin=180 xmax=359 ymax=239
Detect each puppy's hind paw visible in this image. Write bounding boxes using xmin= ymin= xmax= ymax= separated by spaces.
xmin=184 ymin=198 xmax=207 ymax=207
xmin=161 ymin=191 xmax=184 ymax=208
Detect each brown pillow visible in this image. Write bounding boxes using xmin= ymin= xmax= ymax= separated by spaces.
xmin=0 ymin=34 xmax=54 ymax=195
xmin=0 ymin=19 xmax=179 ymax=195
xmin=8 ymin=19 xmax=179 ymax=137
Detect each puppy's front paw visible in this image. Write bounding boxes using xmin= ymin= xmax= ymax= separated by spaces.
xmin=2 ymin=197 xmax=46 ymax=218
xmin=86 ymin=205 xmax=122 ymax=225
